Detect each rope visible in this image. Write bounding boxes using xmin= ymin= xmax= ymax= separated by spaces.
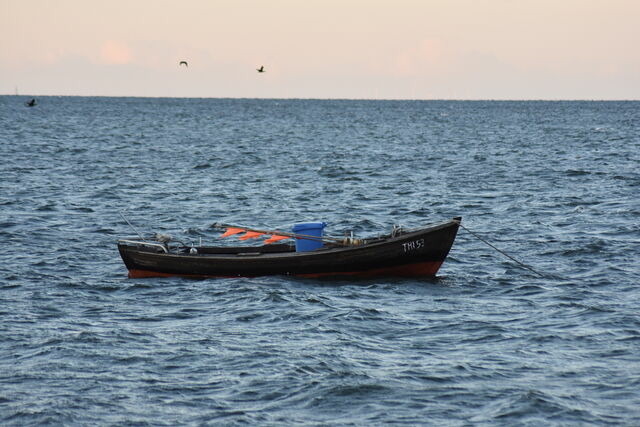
xmin=459 ymin=223 xmax=548 ymax=279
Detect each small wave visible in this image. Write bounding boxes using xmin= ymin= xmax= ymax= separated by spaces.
xmin=565 ymin=169 xmax=591 ymax=176
xmin=472 ymin=389 xmax=597 ymax=424
xmin=70 ymin=206 xmax=94 ymax=213
xmin=35 ymin=203 xmax=57 ymax=212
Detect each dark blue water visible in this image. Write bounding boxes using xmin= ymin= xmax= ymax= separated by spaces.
xmin=1 ymin=96 xmax=639 ymax=425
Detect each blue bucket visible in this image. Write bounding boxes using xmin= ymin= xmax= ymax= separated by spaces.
xmin=292 ymin=222 xmax=327 ymax=252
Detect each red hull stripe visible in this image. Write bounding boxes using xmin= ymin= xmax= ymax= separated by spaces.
xmin=126 ymin=260 xmax=444 ymax=279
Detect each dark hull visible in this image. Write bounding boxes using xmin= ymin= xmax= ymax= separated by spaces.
xmin=118 ymin=218 xmax=460 ymax=279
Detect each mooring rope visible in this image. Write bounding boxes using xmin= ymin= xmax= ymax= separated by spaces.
xmin=459 ymin=223 xmax=548 ymax=278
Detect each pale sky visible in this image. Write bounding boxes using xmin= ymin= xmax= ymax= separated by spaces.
xmin=2 ymin=0 xmax=639 ymax=99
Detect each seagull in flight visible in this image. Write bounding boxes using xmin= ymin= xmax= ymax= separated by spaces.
xmin=179 ymin=61 xmax=188 ymax=67
xmin=256 ymin=65 xmax=265 ymax=73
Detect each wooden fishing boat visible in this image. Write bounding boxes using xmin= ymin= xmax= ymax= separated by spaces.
xmin=117 ymin=217 xmax=461 ymax=279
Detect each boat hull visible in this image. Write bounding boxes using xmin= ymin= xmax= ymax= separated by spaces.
xmin=117 ymin=219 xmax=460 ymax=279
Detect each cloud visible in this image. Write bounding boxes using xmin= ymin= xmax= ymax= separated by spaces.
xmin=392 ymin=38 xmax=452 ymax=77
xmin=99 ymin=40 xmax=133 ymax=65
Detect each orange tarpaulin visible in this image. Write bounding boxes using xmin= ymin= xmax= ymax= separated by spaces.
xmin=220 ymin=227 xmax=245 ymax=238
xmin=264 ymin=235 xmax=291 ymax=244
xmin=239 ymin=231 xmax=266 ymax=240
xmin=220 ymin=227 xmax=292 ymax=243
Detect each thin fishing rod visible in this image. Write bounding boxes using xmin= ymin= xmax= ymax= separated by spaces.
xmin=119 ymin=211 xmax=147 ymax=242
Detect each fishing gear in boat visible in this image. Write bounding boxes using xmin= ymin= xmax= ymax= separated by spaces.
xmin=118 ymin=211 xmax=186 ymax=248
xmin=210 ymin=222 xmax=364 ymax=246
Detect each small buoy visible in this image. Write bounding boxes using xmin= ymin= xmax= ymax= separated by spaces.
xmin=190 ymin=247 xmax=198 ymax=255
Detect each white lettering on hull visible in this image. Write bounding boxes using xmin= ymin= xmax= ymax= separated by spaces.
xmin=402 ymin=239 xmax=425 ymax=253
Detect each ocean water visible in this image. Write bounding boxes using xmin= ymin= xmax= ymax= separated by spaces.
xmin=1 ymin=96 xmax=639 ymax=425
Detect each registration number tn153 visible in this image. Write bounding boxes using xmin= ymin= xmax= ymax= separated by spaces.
xmin=402 ymin=239 xmax=424 ymax=253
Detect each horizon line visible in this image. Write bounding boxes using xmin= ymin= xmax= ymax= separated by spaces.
xmin=2 ymin=94 xmax=639 ymax=102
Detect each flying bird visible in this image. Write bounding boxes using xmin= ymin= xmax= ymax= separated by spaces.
xmin=179 ymin=61 xmax=188 ymax=67
xmin=256 ymin=65 xmax=265 ymax=73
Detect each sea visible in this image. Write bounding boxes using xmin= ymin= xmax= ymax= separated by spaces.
xmin=1 ymin=96 xmax=639 ymax=426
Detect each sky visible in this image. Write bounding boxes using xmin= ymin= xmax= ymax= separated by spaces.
xmin=1 ymin=0 xmax=639 ymax=99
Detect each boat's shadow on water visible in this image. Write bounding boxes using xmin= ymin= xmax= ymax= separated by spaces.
xmin=289 ymin=274 xmax=445 ymax=288
xmin=118 ymin=275 xmax=452 ymax=298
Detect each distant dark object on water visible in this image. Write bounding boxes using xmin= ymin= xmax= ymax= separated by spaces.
xmin=257 ymin=65 xmax=265 ymax=73
xmin=179 ymin=61 xmax=188 ymax=67
xmin=25 ymin=98 xmax=37 ymax=107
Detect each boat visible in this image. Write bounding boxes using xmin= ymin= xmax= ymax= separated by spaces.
xmin=117 ymin=217 xmax=461 ymax=279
